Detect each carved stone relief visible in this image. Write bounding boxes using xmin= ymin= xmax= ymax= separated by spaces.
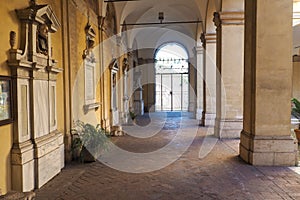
xmin=7 ymin=1 xmax=64 ymax=192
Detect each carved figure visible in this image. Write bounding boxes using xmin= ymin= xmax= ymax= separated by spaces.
xmin=37 ymin=24 xmax=49 ymax=55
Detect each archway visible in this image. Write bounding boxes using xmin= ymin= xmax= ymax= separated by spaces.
xmin=154 ymin=43 xmax=189 ymax=111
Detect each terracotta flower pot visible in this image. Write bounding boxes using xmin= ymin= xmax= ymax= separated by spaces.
xmin=294 ymin=129 xmax=300 ymax=144
xmin=81 ymin=146 xmax=96 ymax=163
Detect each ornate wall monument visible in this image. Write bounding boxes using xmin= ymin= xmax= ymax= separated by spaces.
xmin=7 ymin=1 xmax=64 ymax=192
xmin=122 ymin=58 xmax=130 ymax=124
xmin=109 ymin=58 xmax=120 ymax=126
xmin=83 ymin=23 xmax=100 ymax=114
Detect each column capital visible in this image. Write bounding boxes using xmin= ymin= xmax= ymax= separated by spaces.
xmin=200 ymin=32 xmax=205 ymax=44
xmin=205 ymin=33 xmax=217 ymax=44
xmin=214 ymin=11 xmax=244 ymax=28
xmin=213 ymin=12 xmax=222 ymax=29
xmin=195 ymin=46 xmax=204 ymax=54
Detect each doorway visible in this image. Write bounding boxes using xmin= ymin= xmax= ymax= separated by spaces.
xmin=155 ymin=43 xmax=189 ymax=111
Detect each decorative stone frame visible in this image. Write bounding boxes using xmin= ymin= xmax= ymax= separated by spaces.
xmin=109 ymin=58 xmax=119 ymax=126
xmin=83 ymin=23 xmax=100 ymax=114
xmin=7 ymin=1 xmax=64 ymax=192
xmin=122 ymin=58 xmax=130 ymax=124
xmin=0 ymin=76 xmax=13 ymax=126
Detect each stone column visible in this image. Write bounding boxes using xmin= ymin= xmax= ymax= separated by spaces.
xmin=240 ymin=0 xmax=298 ymax=166
xmin=133 ymin=69 xmax=144 ymax=115
xmin=189 ymin=54 xmax=197 ymax=114
xmin=203 ymin=33 xmax=217 ymax=127
xmin=195 ymin=46 xmax=205 ymax=124
xmin=214 ymin=12 xmax=244 ymax=138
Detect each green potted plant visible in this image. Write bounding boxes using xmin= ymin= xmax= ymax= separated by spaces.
xmin=291 ymin=98 xmax=300 ymax=143
xmin=129 ymin=110 xmax=137 ymax=121
xmin=71 ymin=121 xmax=110 ymax=162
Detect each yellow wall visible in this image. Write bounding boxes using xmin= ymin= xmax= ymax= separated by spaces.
xmin=0 ymin=0 xmax=118 ymax=194
xmin=0 ymin=125 xmax=12 ymax=194
xmin=293 ymin=61 xmax=300 ymax=99
xmin=0 ymin=0 xmax=29 ymax=194
xmin=0 ymin=0 xmax=65 ymax=194
xmin=67 ymin=2 xmax=103 ymax=126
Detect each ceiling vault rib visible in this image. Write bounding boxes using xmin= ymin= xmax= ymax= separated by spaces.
xmin=121 ymin=20 xmax=202 ymax=26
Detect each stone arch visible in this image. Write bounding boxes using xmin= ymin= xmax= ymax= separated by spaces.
xmin=205 ymin=0 xmax=217 ymax=34
xmin=154 ymin=42 xmax=190 ymax=61
xmin=104 ymin=2 xmax=118 ymax=35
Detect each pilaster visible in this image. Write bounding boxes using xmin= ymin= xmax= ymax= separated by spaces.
xmin=195 ymin=46 xmax=204 ymax=125
xmin=203 ymin=33 xmax=217 ymax=127
xmin=214 ymin=11 xmax=244 ymax=138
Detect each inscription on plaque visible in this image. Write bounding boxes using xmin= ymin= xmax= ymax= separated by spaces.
xmin=84 ymin=60 xmax=96 ymax=104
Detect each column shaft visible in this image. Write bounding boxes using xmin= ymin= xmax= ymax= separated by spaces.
xmin=240 ymin=0 xmax=298 ymax=166
xmin=214 ymin=12 xmax=244 ymax=138
xmin=196 ymin=46 xmax=204 ymax=124
xmin=204 ymin=33 xmax=217 ymax=126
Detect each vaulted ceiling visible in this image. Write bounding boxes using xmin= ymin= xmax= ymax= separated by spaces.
xmin=111 ymin=0 xmax=211 ymax=51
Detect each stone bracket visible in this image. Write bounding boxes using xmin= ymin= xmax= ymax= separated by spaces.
xmin=83 ymin=102 xmax=101 ymax=114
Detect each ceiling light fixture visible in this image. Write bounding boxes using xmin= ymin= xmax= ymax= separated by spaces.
xmin=121 ymin=20 xmax=202 ymax=26
xmin=121 ymin=11 xmax=202 ymax=26
xmin=158 ymin=12 xmax=164 ymax=23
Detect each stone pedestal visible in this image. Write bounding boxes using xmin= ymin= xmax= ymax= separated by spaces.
xmin=11 ymin=141 xmax=35 ymax=192
xmin=34 ymin=131 xmax=64 ymax=188
xmin=214 ymin=12 xmax=244 ymax=138
xmin=215 ymin=118 xmax=243 ymax=138
xmin=240 ymin=0 xmax=298 ymax=166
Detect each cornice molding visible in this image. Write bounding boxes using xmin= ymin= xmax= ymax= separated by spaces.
xmin=214 ymin=11 xmax=244 ymax=27
xmin=205 ymin=33 xmax=217 ymax=44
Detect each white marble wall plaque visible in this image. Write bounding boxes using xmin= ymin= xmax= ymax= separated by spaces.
xmin=34 ymin=80 xmax=49 ymax=138
xmin=84 ymin=60 xmax=96 ymax=105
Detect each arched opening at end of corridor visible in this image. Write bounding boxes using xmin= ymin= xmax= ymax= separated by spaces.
xmin=154 ymin=43 xmax=189 ymax=112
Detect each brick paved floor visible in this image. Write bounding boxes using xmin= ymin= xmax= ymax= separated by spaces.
xmin=36 ymin=112 xmax=300 ymax=200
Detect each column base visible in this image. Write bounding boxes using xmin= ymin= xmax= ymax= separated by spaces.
xmin=240 ymin=130 xmax=299 ymax=166
xmin=204 ymin=113 xmax=216 ymax=127
xmin=196 ymin=109 xmax=205 ymax=126
xmin=214 ymin=118 xmax=242 ymax=138
xmin=196 ymin=109 xmax=203 ymax=120
xmin=11 ymin=141 xmax=35 ymax=192
xmin=188 ymin=102 xmax=196 ymax=113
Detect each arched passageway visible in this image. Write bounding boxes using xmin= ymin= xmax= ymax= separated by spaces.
xmin=154 ymin=43 xmax=189 ymax=111
xmin=1 ymin=0 xmax=300 ymax=197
